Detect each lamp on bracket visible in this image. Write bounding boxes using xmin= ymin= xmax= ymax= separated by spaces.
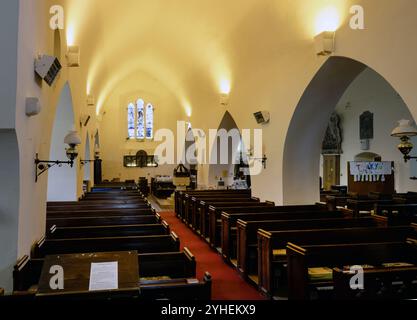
xmin=35 ymin=130 xmax=81 ymax=182
xmin=391 ymin=119 xmax=417 ymax=162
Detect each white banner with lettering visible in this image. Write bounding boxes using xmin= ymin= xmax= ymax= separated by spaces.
xmin=349 ymin=161 xmax=392 ymax=182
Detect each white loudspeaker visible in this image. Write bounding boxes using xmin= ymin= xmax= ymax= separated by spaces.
xmin=66 ymin=46 xmax=80 ymax=67
xmin=34 ymin=55 xmax=62 ymax=86
xmin=25 ymin=97 xmax=41 ymax=117
xmin=254 ymin=111 xmax=270 ymax=124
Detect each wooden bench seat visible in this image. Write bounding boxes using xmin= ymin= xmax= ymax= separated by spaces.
xmin=259 ymin=225 xmax=416 ymax=298
xmin=47 ymin=207 xmax=155 ymax=218
xmin=13 ymin=250 xmax=211 ymax=300
xmin=48 ymin=221 xmax=170 ymax=239
xmin=287 ymin=240 xmax=417 ymax=300
xmin=333 ymin=265 xmax=417 ymax=299
xmin=31 ymin=232 xmax=180 ymax=258
xmin=176 ymin=189 xmax=251 ymax=218
xmin=46 ymin=214 xmax=161 ymax=228
xmin=46 ymin=203 xmax=150 ymax=212
xmin=221 ymin=209 xmax=346 ymax=260
xmin=374 ymin=203 xmax=417 ymax=225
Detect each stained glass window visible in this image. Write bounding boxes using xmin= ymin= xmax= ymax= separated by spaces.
xmin=146 ymin=104 xmax=154 ymax=140
xmin=127 ymin=100 xmax=154 ymax=140
xmin=127 ymin=102 xmax=136 ymax=139
xmin=137 ymin=99 xmax=145 ymax=140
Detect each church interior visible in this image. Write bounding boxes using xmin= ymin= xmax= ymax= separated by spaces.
xmin=2 ymin=0 xmax=417 ymax=303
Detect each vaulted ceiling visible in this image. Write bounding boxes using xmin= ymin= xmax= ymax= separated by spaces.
xmin=60 ymin=0 xmax=348 ymax=115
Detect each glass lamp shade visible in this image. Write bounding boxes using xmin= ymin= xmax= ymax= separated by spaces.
xmin=64 ymin=130 xmax=82 ymax=147
xmin=391 ymin=120 xmax=417 ymax=138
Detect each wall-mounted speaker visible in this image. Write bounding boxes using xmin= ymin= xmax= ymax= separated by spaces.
xmin=25 ymin=97 xmax=41 ymax=117
xmin=34 ymin=55 xmax=61 ymax=86
xmin=254 ymin=111 xmax=270 ymax=124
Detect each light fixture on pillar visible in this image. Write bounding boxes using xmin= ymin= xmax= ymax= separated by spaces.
xmin=66 ymin=46 xmax=80 ymax=67
xmin=391 ymin=119 xmax=417 ymax=162
xmin=94 ymin=145 xmax=101 ymax=159
xmin=35 ymin=130 xmax=81 ymax=182
xmin=314 ymin=31 xmax=335 ymax=56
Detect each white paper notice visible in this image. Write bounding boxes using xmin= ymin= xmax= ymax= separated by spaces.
xmin=89 ymin=261 xmax=119 ymax=291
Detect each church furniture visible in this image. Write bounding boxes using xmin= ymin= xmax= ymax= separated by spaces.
xmin=287 ymin=240 xmax=417 ymax=300
xmin=222 ymin=209 xmax=347 ymax=264
xmin=36 ymin=251 xmax=140 ymax=300
xmin=202 ymin=203 xmax=276 ymax=239
xmin=346 ymin=198 xmax=393 ymax=216
xmin=46 ymin=213 xmax=162 ymax=228
xmin=151 ymin=176 xmax=176 ymax=199
xmin=0 ymin=288 xmax=3 ymax=296
xmin=175 ymin=189 xmax=251 ymax=219
xmin=47 ymin=207 xmax=155 ymax=219
xmin=48 ymin=221 xmax=170 ymax=239
xmin=333 ymin=265 xmax=417 ymax=300
xmin=140 ymin=272 xmax=212 ymax=301
xmin=31 ymin=232 xmax=180 ymax=258
xmin=260 ymin=225 xmax=416 ymax=298
xmin=374 ymin=204 xmax=417 ymax=225
xmin=185 ymin=193 xmax=256 ymax=226
xmin=45 ymin=202 xmax=150 ymax=212
xmin=13 ymin=250 xmax=211 ymax=300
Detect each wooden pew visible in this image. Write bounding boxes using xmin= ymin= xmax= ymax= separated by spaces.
xmin=48 ymin=199 xmax=147 ymax=206
xmin=287 ymin=240 xmax=417 ymax=300
xmin=222 ymin=209 xmax=344 ymax=260
xmin=175 ymin=189 xmax=251 ymax=218
xmin=195 ymin=198 xmax=262 ymax=236
xmin=259 ymin=225 xmax=415 ymax=298
xmin=347 ymin=199 xmax=393 ymax=216
xmin=31 ymin=233 xmax=180 ymax=258
xmin=184 ymin=194 xmax=255 ymax=225
xmin=201 ymin=203 xmax=276 ymax=239
xmin=46 ymin=203 xmax=150 ymax=212
xmin=13 ymin=249 xmax=196 ymax=294
xmin=374 ymin=203 xmax=417 ymax=226
xmin=47 ymin=207 xmax=155 ymax=219
xmin=13 ymin=250 xmax=212 ymax=300
xmin=140 ymin=272 xmax=212 ymax=301
xmin=333 ymin=265 xmax=417 ymax=300
xmin=46 ymin=214 xmax=161 ymax=228
xmin=0 ymin=288 xmax=4 ymax=296
xmin=48 ymin=221 xmax=170 ymax=239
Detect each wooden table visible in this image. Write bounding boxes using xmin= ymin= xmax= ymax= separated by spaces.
xmin=36 ymin=251 xmax=140 ymax=300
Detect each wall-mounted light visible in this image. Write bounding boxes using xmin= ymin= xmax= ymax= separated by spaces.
xmin=35 ymin=130 xmax=81 ymax=182
xmin=391 ymin=119 xmax=417 ymax=162
xmin=87 ymin=95 xmax=95 ymax=106
xmin=314 ymin=31 xmax=335 ymax=56
xmin=220 ymin=93 xmax=230 ymax=106
xmin=66 ymin=46 xmax=80 ymax=67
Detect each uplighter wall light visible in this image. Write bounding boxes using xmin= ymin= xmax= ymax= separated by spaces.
xmin=314 ymin=31 xmax=335 ymax=56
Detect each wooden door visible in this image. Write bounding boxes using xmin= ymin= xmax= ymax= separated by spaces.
xmin=323 ymin=155 xmax=340 ymax=191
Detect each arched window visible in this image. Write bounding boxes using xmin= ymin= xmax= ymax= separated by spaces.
xmin=126 ymin=99 xmax=155 ymax=140
xmin=127 ymin=102 xmax=136 ymax=139
xmin=146 ymin=104 xmax=154 ymax=140
xmin=137 ymin=99 xmax=145 ymax=140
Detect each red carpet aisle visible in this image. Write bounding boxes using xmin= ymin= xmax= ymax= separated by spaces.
xmin=159 ymin=211 xmax=266 ymax=300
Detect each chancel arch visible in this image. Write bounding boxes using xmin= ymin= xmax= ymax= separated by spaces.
xmin=284 ymin=56 xmax=416 ymax=204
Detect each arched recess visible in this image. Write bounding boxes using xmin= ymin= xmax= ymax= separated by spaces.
xmin=283 ymin=56 xmax=412 ymax=204
xmin=84 ymin=133 xmax=91 ymax=181
xmin=0 ymin=130 xmax=20 ymax=291
xmin=94 ymin=130 xmax=100 ymax=150
xmin=208 ymin=111 xmax=241 ymax=187
xmin=47 ymin=82 xmax=78 ymax=201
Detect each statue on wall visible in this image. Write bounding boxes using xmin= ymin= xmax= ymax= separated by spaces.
xmin=322 ymin=112 xmax=343 ymax=155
